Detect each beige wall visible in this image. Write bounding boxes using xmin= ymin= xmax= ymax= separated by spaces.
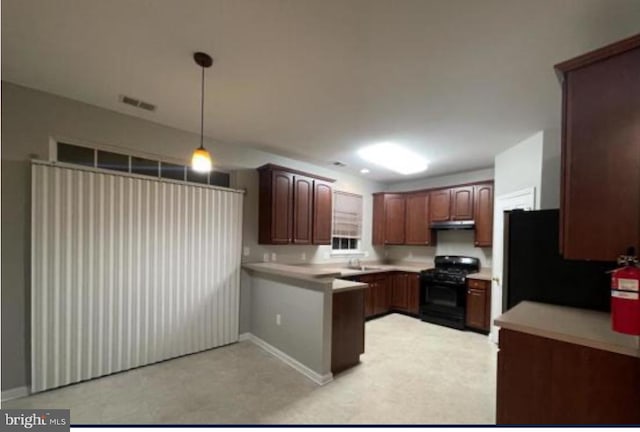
xmin=0 ymin=82 xmax=384 ymax=391
xmin=384 ymin=167 xmax=494 ymax=193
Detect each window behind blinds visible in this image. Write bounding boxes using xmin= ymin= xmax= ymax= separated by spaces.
xmin=332 ymin=191 xmax=363 ymax=239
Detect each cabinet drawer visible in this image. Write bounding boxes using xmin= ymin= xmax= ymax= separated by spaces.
xmin=468 ymin=278 xmax=490 ymax=290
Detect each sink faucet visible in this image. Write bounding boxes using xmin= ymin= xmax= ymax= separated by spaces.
xmin=349 ymin=258 xmax=362 ymax=268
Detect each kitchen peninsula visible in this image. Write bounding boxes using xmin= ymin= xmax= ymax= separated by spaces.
xmin=242 ymin=261 xmax=492 ymax=384
xmin=495 ymin=301 xmax=640 ymax=424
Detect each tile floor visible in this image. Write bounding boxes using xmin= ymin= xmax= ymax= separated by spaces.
xmin=3 ymin=313 xmax=497 ymax=424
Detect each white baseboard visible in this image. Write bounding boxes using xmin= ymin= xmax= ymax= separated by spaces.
xmin=2 ymin=386 xmax=29 ymax=402
xmin=241 ymin=333 xmax=333 ymax=386
xmin=238 ymin=332 xmax=251 ymax=342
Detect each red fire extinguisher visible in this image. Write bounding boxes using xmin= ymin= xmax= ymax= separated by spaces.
xmin=611 ymin=250 xmax=640 ymax=335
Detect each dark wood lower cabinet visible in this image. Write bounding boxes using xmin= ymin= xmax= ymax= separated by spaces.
xmin=373 ymin=274 xmax=391 ymax=315
xmin=465 ymin=278 xmax=491 ymax=332
xmin=391 ymin=272 xmax=409 ymax=311
xmin=331 ymin=289 xmax=365 ymax=374
xmin=497 ymin=329 xmax=640 ymax=425
xmin=351 ymin=272 xmax=421 ymax=318
xmin=407 ymin=273 xmax=420 ymax=315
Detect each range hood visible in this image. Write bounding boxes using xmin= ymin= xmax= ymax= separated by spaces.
xmin=430 ymin=220 xmax=475 ymax=230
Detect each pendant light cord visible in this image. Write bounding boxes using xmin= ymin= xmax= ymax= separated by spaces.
xmin=200 ymin=66 xmax=205 ymax=149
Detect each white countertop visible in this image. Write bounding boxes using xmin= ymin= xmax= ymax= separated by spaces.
xmin=467 ymin=269 xmax=492 ymax=281
xmin=331 ymin=279 xmax=368 ymax=293
xmin=242 ymin=262 xmax=342 ymax=282
xmin=243 ymin=261 xmax=493 ymax=285
xmin=495 ymin=301 xmax=640 ymax=358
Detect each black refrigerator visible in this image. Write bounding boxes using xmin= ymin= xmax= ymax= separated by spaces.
xmin=503 ymin=209 xmax=615 ymax=312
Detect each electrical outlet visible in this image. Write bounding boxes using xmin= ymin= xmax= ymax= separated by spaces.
xmin=364 ymin=251 xmax=369 ymax=257
xmin=276 ymin=314 xmax=281 ymax=326
xmin=243 ymin=247 xmax=250 ymax=257
xmin=301 ymin=252 xmax=306 ymax=261
xmin=271 ymin=252 xmax=277 ymax=262
xmin=263 ymin=253 xmax=269 ymax=262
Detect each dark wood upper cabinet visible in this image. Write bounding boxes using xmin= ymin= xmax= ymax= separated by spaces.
xmin=313 ymin=180 xmax=333 ymax=245
xmin=451 ymin=186 xmax=474 ymax=220
xmin=258 ymin=164 xmax=334 ymax=245
xmin=373 ymin=181 xmax=493 ymax=247
xmin=429 ymin=189 xmax=451 ymax=222
xmin=292 ymin=176 xmax=313 ymax=244
xmin=259 ymin=168 xmax=293 ymax=244
xmin=474 ymin=183 xmax=494 ymax=247
xmin=384 ymin=194 xmax=406 ymax=244
xmin=372 ymin=193 xmax=406 ymax=245
xmin=372 ymin=194 xmax=385 ymax=246
xmin=405 ymin=193 xmax=433 ymax=245
xmin=555 ymin=35 xmax=640 ymax=261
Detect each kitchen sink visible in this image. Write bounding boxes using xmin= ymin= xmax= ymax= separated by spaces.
xmin=343 ymin=265 xmax=382 ymax=272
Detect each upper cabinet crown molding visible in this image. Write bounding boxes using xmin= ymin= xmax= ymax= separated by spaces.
xmin=257 ymin=164 xmax=336 ymax=183
xmin=258 ymin=164 xmax=334 ymax=245
xmin=554 ymin=33 xmax=640 ymax=77
xmin=556 ymin=35 xmax=640 ymax=260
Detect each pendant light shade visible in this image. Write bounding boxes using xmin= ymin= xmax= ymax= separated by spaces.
xmin=192 ymin=147 xmax=213 ymax=173
xmin=191 ymin=52 xmax=214 ymax=173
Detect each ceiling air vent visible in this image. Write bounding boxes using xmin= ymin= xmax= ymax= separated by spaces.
xmin=119 ymin=95 xmax=156 ymax=112
xmin=333 ymin=161 xmax=347 ymax=167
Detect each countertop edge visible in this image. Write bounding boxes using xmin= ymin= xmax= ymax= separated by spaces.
xmin=496 ymin=319 xmax=640 ymax=358
xmin=495 ymin=301 xmax=640 ymax=358
xmin=242 ymin=264 xmax=336 ymax=290
xmin=332 ymin=280 xmax=368 ymax=293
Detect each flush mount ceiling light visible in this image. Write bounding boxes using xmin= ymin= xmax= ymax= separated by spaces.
xmin=191 ymin=52 xmax=214 ymax=173
xmin=360 ymin=168 xmax=370 ymax=174
xmin=357 ymin=143 xmax=428 ymax=175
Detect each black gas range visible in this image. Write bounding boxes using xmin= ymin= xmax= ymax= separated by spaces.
xmin=420 ymin=255 xmax=480 ymax=330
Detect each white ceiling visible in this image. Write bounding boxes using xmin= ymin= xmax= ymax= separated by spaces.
xmin=3 ymin=0 xmax=640 ymax=182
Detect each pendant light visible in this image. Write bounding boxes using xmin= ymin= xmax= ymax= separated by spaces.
xmin=191 ymin=52 xmax=213 ymax=173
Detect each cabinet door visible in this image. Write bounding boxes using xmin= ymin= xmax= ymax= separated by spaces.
xmin=373 ymin=275 xmax=391 ymax=315
xmin=429 ymin=189 xmax=451 ymax=222
xmin=407 ymin=273 xmax=420 ymax=315
xmin=560 ymin=47 xmax=640 ymax=260
xmin=313 ymin=180 xmax=332 ymax=245
xmin=405 ymin=193 xmax=432 ymax=245
xmin=391 ymin=273 xmax=409 ymax=311
xmin=451 ymin=186 xmax=474 ymax=220
xmin=270 ymin=170 xmax=294 ymax=244
xmin=292 ymin=176 xmax=313 ymax=244
xmin=466 ymin=287 xmax=488 ymax=330
xmin=364 ymin=282 xmax=375 ymax=318
xmin=474 ymin=184 xmax=494 ymax=247
xmin=372 ymin=194 xmax=385 ymax=246
xmin=384 ymin=194 xmax=406 ymax=244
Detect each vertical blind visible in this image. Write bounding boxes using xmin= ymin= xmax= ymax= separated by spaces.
xmin=332 ymin=191 xmax=363 ymax=239
xmin=31 ymin=161 xmax=244 ymax=392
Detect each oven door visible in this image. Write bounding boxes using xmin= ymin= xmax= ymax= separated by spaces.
xmin=424 ymin=281 xmax=465 ymax=308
